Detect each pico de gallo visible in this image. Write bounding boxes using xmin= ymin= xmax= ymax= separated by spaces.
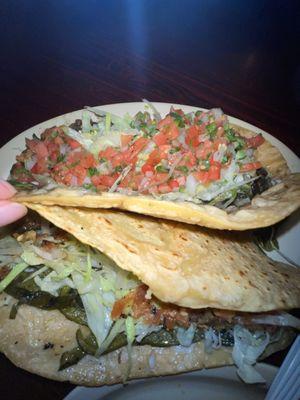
xmin=9 ymin=105 xmax=273 ymax=210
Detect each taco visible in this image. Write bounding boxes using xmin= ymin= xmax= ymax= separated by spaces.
xmin=10 ymin=105 xmax=300 ymax=230
xmin=0 ymin=209 xmax=299 ymax=386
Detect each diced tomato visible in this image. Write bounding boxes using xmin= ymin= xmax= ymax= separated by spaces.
xmin=54 ymin=136 xmax=64 ymax=146
xmin=176 ymin=175 xmax=186 ymax=186
xmin=31 ymin=159 xmax=47 ymax=174
xmin=147 ymin=149 xmax=161 ymax=166
xmin=193 ymin=170 xmax=210 ymax=184
xmin=158 ymin=183 xmax=171 ymax=193
xmin=91 ymin=174 xmax=117 ymax=188
xmin=152 ymin=173 xmax=169 ymax=183
xmin=132 ymin=137 xmax=149 ymax=153
xmin=159 ymin=145 xmax=171 ymax=159
xmin=185 ymin=125 xmax=200 ymax=147
xmin=246 ymin=134 xmax=265 ymax=148
xmin=99 ymin=146 xmax=118 ymax=160
xmin=121 ymin=134 xmax=133 ymax=148
xmin=141 ymin=163 xmax=155 ymax=174
xmin=196 ymin=140 xmax=213 ymax=159
xmin=72 ymin=165 xmax=87 ymax=185
xmin=80 ymin=153 xmax=97 ymax=168
xmin=182 ymin=151 xmax=197 ymax=167
xmin=67 ymin=139 xmax=81 ymax=149
xmin=167 ymin=123 xmax=179 ymax=140
xmin=158 ymin=115 xmax=173 ymax=129
xmin=120 ymin=137 xmax=149 ymax=167
xmin=153 ymin=131 xmax=168 ymax=146
xmin=216 ymin=126 xmax=225 ymax=137
xmin=208 ymin=163 xmax=221 ymax=181
xmin=50 ymin=150 xmax=59 ymax=161
xmin=111 ymin=153 xmax=125 ymax=168
xmin=240 ymin=162 xmax=262 ymax=172
xmin=131 ymin=174 xmax=144 ymax=190
xmin=170 ymin=107 xmax=185 ymax=116
xmin=169 ymin=179 xmax=180 ymax=190
xmin=35 ymin=142 xmax=49 ymax=158
xmin=214 ymin=138 xmax=227 ymax=150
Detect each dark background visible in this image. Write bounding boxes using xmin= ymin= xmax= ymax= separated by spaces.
xmin=0 ymin=1 xmax=299 ymax=399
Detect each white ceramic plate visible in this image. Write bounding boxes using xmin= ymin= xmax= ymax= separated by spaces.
xmin=64 ymin=363 xmax=278 ymax=400
xmin=0 ymin=102 xmax=299 ymax=399
xmin=1 ymin=102 xmax=300 ymax=264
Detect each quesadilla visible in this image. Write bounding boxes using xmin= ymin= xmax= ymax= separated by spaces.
xmin=10 ymin=106 xmax=300 ymax=230
xmin=1 ymin=209 xmax=299 ymax=386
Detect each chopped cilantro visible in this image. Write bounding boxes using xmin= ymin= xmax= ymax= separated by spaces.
xmin=83 ymin=183 xmax=93 ymax=190
xmin=70 ymin=161 xmax=80 ymax=168
xmin=176 ymin=165 xmax=189 ymax=174
xmin=236 ymin=150 xmax=246 ymax=160
xmin=200 ymin=160 xmax=210 ymax=171
xmin=225 ymin=128 xmax=245 ymax=150
xmin=88 ymin=167 xmax=98 ymax=177
xmin=99 ymin=157 xmax=107 ymax=163
xmin=51 ymin=130 xmax=59 ymax=138
xmin=57 ymin=154 xmax=65 ymax=163
xmin=155 ymin=165 xmax=169 ymax=173
xmin=206 ymin=123 xmax=217 ymax=139
xmin=114 ymin=165 xmax=123 ymax=173
xmin=170 ymin=112 xmax=185 ymax=128
xmin=169 ymin=147 xmax=180 ymax=154
xmin=221 ymin=155 xmax=229 ymax=164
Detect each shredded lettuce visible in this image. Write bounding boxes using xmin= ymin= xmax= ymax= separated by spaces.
xmin=72 ymin=271 xmax=113 ymax=347
xmin=176 ymin=324 xmax=196 ymax=347
xmin=232 ymin=325 xmax=270 ymax=383
xmin=135 ymin=322 xmax=162 ymax=342
xmin=97 ymin=318 xmax=126 ymax=355
xmin=0 ymin=262 xmax=28 ymax=293
xmin=125 ymin=316 xmax=135 ymax=381
xmin=34 ymin=270 xmax=75 ymax=296
xmin=204 ymin=327 xmax=222 ymax=353
xmin=0 ymin=237 xmax=22 ymax=267
xmin=20 ymin=248 xmax=44 ymax=266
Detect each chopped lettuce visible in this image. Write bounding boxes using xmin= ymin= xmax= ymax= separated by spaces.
xmin=204 ymin=327 xmax=222 ymax=353
xmin=72 ymin=271 xmax=113 ymax=347
xmin=176 ymin=324 xmax=196 ymax=347
xmin=232 ymin=325 xmax=270 ymax=383
xmin=34 ymin=270 xmax=75 ymax=296
xmin=0 ymin=237 xmax=22 ymax=267
xmin=0 ymin=263 xmax=28 ymax=293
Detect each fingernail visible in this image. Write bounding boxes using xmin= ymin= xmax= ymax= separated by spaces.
xmin=0 ymin=201 xmax=27 ymax=227
xmin=0 ymin=179 xmax=17 ymax=199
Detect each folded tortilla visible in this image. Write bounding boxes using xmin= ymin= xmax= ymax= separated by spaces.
xmin=24 ymin=203 xmax=300 ymax=312
xmin=0 ymin=293 xmax=295 ymax=386
xmin=14 ymin=125 xmax=300 ymax=230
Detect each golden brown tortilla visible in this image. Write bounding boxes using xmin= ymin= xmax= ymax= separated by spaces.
xmin=14 ymin=126 xmax=300 ymax=230
xmin=0 ymin=293 xmax=295 ymax=386
xmin=24 ymin=203 xmax=300 ymax=312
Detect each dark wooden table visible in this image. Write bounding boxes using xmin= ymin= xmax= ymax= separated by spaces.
xmin=0 ymin=1 xmax=299 ymax=399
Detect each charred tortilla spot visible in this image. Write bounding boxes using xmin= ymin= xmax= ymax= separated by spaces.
xmin=43 ymin=342 xmax=54 ymax=350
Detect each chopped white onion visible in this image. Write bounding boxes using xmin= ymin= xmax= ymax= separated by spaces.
xmin=186 ymin=174 xmax=198 ymax=196
xmin=25 ymin=157 xmax=37 ymax=171
xmin=32 ymin=245 xmax=63 ymax=261
xmin=211 ymin=108 xmax=224 ymax=120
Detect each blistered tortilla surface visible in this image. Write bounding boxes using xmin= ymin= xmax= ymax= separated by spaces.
xmin=25 ymin=204 xmax=300 ymax=312
xmin=14 ymin=126 xmax=300 ymax=230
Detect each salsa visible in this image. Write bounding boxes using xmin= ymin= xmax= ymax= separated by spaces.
xmin=10 ymin=107 xmax=268 ymax=209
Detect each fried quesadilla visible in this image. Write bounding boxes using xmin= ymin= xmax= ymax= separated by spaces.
xmin=10 ymin=105 xmax=300 ymax=230
xmin=1 ymin=209 xmax=299 ymax=386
